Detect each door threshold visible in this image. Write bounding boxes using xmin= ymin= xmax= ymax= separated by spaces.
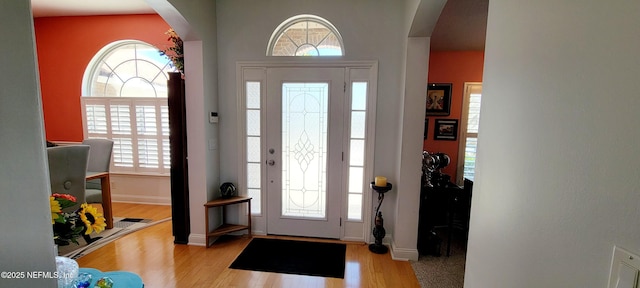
xmin=260 ymin=234 xmax=363 ymax=245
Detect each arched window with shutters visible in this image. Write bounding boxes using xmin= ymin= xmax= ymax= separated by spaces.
xmin=81 ymin=40 xmax=177 ymax=174
xmin=267 ymin=14 xmax=344 ymax=56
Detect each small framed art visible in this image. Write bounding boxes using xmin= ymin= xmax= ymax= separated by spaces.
xmin=426 ymin=83 xmax=452 ymax=116
xmin=423 ymin=118 xmax=429 ymax=139
xmin=434 ymin=119 xmax=458 ymax=141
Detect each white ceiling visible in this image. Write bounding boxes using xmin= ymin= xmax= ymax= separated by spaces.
xmin=30 ymin=0 xmax=155 ymax=17
xmin=30 ymin=0 xmax=487 ymax=51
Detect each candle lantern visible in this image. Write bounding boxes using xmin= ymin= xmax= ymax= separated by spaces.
xmin=369 ymin=181 xmax=392 ymax=254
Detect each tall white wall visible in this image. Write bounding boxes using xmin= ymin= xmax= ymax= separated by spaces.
xmin=465 ymin=1 xmax=640 ymax=286
xmin=159 ymin=0 xmax=219 ymax=244
xmin=393 ymin=36 xmax=430 ymax=260
xmin=215 ymin=0 xmax=408 ymax=240
xmin=0 ymin=1 xmax=57 ymax=286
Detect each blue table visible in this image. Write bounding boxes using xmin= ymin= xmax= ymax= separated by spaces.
xmin=78 ymin=268 xmax=143 ymax=288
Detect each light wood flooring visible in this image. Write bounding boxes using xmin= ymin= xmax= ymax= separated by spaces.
xmin=79 ymin=203 xmax=420 ymax=287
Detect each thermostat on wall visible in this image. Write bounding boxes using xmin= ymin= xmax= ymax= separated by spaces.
xmin=210 ymin=112 xmax=218 ymax=123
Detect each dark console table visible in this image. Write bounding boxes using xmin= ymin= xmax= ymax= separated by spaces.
xmin=417 ymin=181 xmax=471 ymax=256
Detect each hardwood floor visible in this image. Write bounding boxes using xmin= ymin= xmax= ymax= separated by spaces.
xmin=96 ymin=202 xmax=173 ymax=222
xmin=79 ymin=203 xmax=420 ymax=287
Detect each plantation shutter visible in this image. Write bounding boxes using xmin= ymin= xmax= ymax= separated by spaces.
xmin=82 ymin=97 xmax=169 ymax=174
xmin=462 ymin=84 xmax=482 ymax=181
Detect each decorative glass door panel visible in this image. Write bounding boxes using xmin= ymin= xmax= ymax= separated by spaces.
xmin=281 ymin=83 xmax=328 ymax=219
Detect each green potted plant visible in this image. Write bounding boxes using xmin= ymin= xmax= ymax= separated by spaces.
xmin=160 ymin=28 xmax=184 ymax=75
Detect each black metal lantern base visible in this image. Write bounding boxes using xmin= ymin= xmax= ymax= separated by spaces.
xmin=369 ymin=182 xmax=392 ymax=254
xmin=369 ymin=211 xmax=389 ymax=253
xmin=369 ymin=244 xmax=388 ymax=254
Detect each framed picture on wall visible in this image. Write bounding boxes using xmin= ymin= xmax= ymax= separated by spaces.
xmin=434 ymin=119 xmax=458 ymax=141
xmin=426 ymin=83 xmax=452 ymax=116
xmin=424 ymin=118 xmax=429 ymax=139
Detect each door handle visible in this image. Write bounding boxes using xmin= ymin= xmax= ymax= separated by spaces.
xmin=267 ymin=159 xmax=275 ymax=166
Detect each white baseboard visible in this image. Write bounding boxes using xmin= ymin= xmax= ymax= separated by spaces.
xmin=111 ymin=194 xmax=171 ymax=205
xmin=390 ymin=240 xmax=419 ymax=261
xmin=251 ymin=229 xmax=266 ymax=236
xmin=188 ymin=233 xmax=206 ymax=247
xmin=342 ymin=236 xmax=365 ymax=242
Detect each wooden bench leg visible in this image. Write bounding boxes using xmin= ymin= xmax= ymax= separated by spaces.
xmin=205 ymin=206 xmax=210 ymax=248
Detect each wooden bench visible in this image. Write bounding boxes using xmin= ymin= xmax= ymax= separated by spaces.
xmin=204 ymin=196 xmax=252 ymax=247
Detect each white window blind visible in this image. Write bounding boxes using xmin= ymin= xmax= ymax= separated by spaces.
xmin=83 ymin=98 xmax=170 ymax=174
xmin=457 ymin=83 xmax=482 ymax=184
xmin=85 ymin=104 xmax=108 ymax=134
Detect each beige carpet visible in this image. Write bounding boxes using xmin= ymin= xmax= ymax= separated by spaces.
xmin=410 ymin=232 xmax=467 ymax=288
xmin=57 ymin=217 xmax=171 ymax=260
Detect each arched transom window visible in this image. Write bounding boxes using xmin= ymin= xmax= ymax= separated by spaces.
xmin=81 ymin=40 xmax=176 ymax=174
xmin=267 ymin=14 xmax=344 ymax=56
xmin=84 ymin=40 xmax=174 ymax=97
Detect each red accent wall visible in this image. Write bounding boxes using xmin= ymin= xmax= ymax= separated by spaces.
xmin=425 ymin=51 xmax=484 ymax=182
xmin=34 ymin=14 xmax=172 ymax=141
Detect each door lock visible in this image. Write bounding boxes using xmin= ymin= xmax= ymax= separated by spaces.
xmin=267 ymin=159 xmax=275 ymax=166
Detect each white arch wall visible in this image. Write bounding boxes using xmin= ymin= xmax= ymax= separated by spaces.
xmin=0 ymin=1 xmax=58 ymax=286
xmin=466 ymin=1 xmax=640 ymax=286
xmin=146 ymin=0 xmax=219 ymax=244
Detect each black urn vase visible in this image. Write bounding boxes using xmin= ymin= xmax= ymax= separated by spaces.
xmin=220 ymin=182 xmax=237 ymax=198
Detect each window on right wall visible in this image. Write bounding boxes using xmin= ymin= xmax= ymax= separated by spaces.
xmin=457 ymin=82 xmax=483 ymax=185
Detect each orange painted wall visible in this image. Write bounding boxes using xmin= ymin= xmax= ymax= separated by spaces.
xmin=425 ymin=51 xmax=484 ymax=182
xmin=34 ymin=14 xmax=172 ymax=141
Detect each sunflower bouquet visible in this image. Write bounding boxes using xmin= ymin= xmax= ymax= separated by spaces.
xmin=50 ymin=193 xmax=106 ymax=246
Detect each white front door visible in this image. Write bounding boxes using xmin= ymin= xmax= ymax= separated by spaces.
xmin=265 ymin=67 xmax=344 ymax=238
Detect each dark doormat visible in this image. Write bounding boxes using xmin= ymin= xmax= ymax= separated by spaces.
xmin=229 ymin=238 xmax=346 ymax=278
